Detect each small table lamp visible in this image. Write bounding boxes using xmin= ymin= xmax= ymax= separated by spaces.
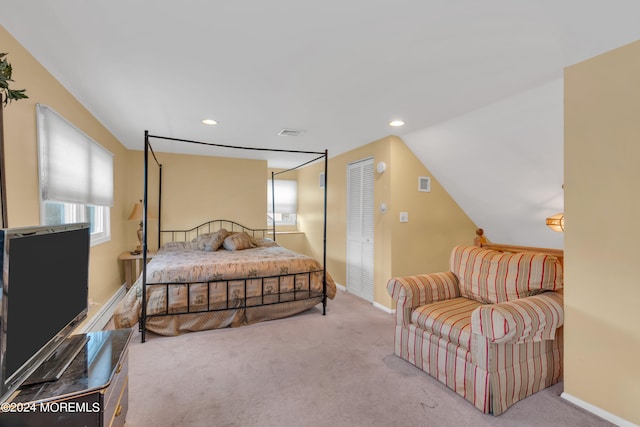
xmin=128 ymin=200 xmax=144 ymax=254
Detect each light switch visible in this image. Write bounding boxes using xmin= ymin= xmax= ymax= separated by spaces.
xmin=400 ymin=212 xmax=409 ymax=223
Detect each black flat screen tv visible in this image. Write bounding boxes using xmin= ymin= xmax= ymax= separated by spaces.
xmin=0 ymin=223 xmax=90 ymax=402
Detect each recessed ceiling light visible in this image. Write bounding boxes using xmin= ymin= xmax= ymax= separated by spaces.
xmin=389 ymin=120 xmax=405 ymax=127
xmin=201 ymin=119 xmax=218 ymax=125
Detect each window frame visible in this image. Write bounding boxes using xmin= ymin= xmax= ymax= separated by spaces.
xmin=40 ymin=201 xmax=111 ymax=247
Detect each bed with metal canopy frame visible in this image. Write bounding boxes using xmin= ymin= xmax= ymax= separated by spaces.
xmin=119 ymin=131 xmax=332 ymax=342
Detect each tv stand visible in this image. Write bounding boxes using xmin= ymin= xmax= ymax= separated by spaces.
xmin=0 ymin=329 xmax=132 ymax=427
xmin=20 ymin=335 xmax=89 ymax=387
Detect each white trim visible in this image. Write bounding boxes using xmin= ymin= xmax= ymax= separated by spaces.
xmin=561 ymin=392 xmax=639 ymax=427
xmin=336 ymin=283 xmax=396 ymax=315
xmin=90 ymin=206 xmax=111 ymax=246
xmin=373 ymin=301 xmax=395 ymax=314
xmin=77 ymin=284 xmax=128 ymax=333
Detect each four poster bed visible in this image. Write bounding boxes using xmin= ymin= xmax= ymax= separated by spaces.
xmin=113 ymin=132 xmax=335 ymax=342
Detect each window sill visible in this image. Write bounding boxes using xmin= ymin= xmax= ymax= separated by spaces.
xmin=266 ymin=231 xmax=304 ymax=235
xmin=90 ymin=234 xmax=111 ymax=247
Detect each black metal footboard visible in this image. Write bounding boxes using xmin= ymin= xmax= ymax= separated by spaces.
xmin=139 ymin=269 xmax=327 ymax=330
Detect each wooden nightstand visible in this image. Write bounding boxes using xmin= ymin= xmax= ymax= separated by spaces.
xmin=118 ymin=251 xmax=155 ymax=289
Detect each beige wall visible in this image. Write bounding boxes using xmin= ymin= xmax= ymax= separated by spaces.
xmin=297 ymin=137 xmax=392 ymax=297
xmin=388 ymin=136 xmax=478 ymax=276
xmin=565 ymin=40 xmax=640 ymax=424
xmin=297 ymin=136 xmax=477 ymax=308
xmin=0 ymin=26 xmax=130 ymax=318
xmin=127 ymin=151 xmax=268 ymax=249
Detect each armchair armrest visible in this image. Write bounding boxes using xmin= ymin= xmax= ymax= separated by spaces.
xmin=386 ymin=271 xmax=460 ymax=326
xmin=471 ymin=292 xmax=563 ymax=344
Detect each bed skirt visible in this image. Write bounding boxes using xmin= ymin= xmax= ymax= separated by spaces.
xmin=139 ymin=297 xmax=324 ymax=336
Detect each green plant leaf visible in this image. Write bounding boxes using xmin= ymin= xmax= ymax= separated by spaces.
xmin=0 ymin=52 xmax=28 ymax=107
xmin=0 ymin=62 xmax=11 ymax=79
xmin=8 ymin=89 xmax=28 ymax=100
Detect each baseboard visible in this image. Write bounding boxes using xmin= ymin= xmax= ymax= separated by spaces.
xmin=561 ymin=392 xmax=639 ymax=427
xmin=335 ymin=283 xmax=395 ymax=315
xmin=373 ymin=301 xmax=395 ymax=315
xmin=77 ymin=284 xmax=128 ymax=333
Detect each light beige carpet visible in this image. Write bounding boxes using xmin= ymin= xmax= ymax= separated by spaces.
xmin=123 ymin=289 xmax=613 ymax=427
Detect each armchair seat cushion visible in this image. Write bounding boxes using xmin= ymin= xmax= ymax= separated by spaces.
xmin=411 ymin=297 xmax=483 ymax=350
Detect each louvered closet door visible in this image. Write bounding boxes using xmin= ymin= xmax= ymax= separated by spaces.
xmin=346 ymin=158 xmax=374 ymax=302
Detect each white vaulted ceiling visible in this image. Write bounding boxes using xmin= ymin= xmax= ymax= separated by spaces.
xmin=2 ymin=1 xmax=640 ymax=248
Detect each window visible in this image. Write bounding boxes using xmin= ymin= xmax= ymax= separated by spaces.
xmin=36 ymin=104 xmax=114 ymax=246
xmin=267 ymin=179 xmax=297 ymax=226
xmin=42 ymin=202 xmax=110 ymax=246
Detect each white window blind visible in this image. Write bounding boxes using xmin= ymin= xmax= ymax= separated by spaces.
xmin=36 ymin=104 xmax=114 ymax=207
xmin=267 ymin=180 xmax=297 ymax=214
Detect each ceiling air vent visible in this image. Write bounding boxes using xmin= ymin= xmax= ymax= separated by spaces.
xmin=418 ymin=176 xmax=431 ymax=192
xmin=278 ymin=128 xmax=305 ymax=137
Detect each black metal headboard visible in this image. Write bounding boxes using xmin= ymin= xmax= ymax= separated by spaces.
xmin=160 ymin=219 xmax=271 ymax=245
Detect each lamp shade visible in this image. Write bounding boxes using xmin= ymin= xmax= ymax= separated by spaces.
xmin=127 ymin=201 xmax=143 ymax=221
xmin=546 ymin=213 xmax=565 ymax=232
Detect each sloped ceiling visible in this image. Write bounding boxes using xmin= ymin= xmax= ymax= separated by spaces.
xmin=1 ymin=1 xmax=640 ymax=248
xmin=403 ymin=79 xmax=564 ymax=248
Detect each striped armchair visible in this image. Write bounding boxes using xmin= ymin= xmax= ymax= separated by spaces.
xmin=386 ymin=245 xmax=564 ymax=415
